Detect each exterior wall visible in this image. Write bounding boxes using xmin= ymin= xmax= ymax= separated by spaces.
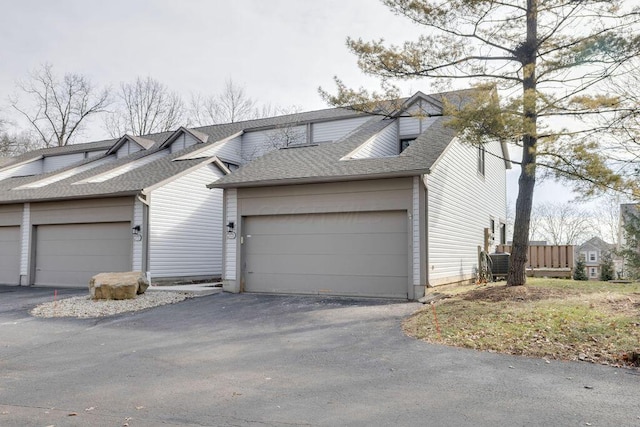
xmin=241 ymin=125 xmax=307 ymax=162
xmin=170 ymin=132 xmax=200 ymax=153
xmin=312 ymin=116 xmax=371 ymax=143
xmin=116 ymin=141 xmax=143 ymax=158
xmin=399 ymin=116 xmax=440 ymax=138
xmin=194 ymin=135 xmax=242 ymax=164
xmin=427 ymin=137 xmax=507 ymax=286
xmin=228 ymin=178 xmax=421 ymax=298
xmin=348 ymin=121 xmax=398 ymax=159
xmin=132 ymin=197 xmax=144 ymax=272
xmin=148 ymin=164 xmax=224 ymax=279
xmin=0 ymin=159 xmax=43 ymax=180
xmin=223 ymin=188 xmax=238 ymax=286
xmin=43 ymin=153 xmax=85 ymax=173
xmin=20 ymin=156 xmax=114 ymax=188
xmin=19 ymin=203 xmax=30 ymax=284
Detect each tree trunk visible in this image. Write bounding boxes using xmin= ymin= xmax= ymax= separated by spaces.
xmin=507 ymin=0 xmax=538 ymax=286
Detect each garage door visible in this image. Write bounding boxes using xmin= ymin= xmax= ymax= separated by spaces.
xmin=0 ymin=226 xmax=20 ymax=285
xmin=243 ymin=211 xmax=408 ymax=298
xmin=34 ymin=222 xmax=132 ymax=287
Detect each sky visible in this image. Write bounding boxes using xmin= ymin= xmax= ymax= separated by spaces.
xmin=0 ymin=0 xmax=587 ymax=209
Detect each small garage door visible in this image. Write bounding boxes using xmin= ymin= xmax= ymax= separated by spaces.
xmin=34 ymin=222 xmax=132 ymax=287
xmin=0 ymin=226 xmax=20 ymax=285
xmin=243 ymin=211 xmax=408 ymax=298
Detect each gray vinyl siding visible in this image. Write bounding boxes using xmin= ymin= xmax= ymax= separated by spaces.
xmin=170 ymin=132 xmax=200 ymax=153
xmin=0 ymin=159 xmax=43 ymax=179
xmin=116 ymin=141 xmax=143 ymax=158
xmin=195 ymin=135 xmax=242 ymax=164
xmin=21 ymin=156 xmax=115 ymax=188
xmin=241 ymin=126 xmax=307 ymax=162
xmin=224 ymin=188 xmax=238 ymax=280
xmin=399 ymin=116 xmax=440 ymax=138
xmin=43 ymin=153 xmax=85 ymax=173
xmin=148 ymin=164 xmax=224 ymax=278
xmin=132 ymin=197 xmax=144 ymax=272
xmin=348 ymin=121 xmax=398 ymax=159
xmin=19 ymin=203 xmax=30 ymax=282
xmin=312 ymin=116 xmax=371 ymax=143
xmin=0 ymin=226 xmax=21 ymax=285
xmin=0 ymin=204 xmax=23 ymax=285
xmin=427 ymin=137 xmax=507 ymax=286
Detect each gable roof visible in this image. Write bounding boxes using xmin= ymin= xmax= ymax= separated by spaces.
xmin=105 ymin=134 xmax=156 ymax=155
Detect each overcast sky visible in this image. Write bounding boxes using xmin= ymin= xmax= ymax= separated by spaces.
xmin=0 ymin=0 xmax=581 ymax=208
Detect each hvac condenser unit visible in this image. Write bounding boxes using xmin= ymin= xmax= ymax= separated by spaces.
xmin=489 ymin=253 xmax=510 ymax=279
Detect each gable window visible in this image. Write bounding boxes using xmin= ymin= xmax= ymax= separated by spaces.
xmin=477 ymin=145 xmax=485 ymax=175
xmin=399 ymin=138 xmax=416 ymax=153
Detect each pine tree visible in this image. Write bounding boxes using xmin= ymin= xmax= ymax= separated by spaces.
xmin=574 ymin=257 xmax=588 ymax=281
xmin=599 ymin=251 xmax=615 ymax=281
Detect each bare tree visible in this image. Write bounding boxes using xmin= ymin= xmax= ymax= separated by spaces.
xmin=189 ymin=79 xmax=289 ymax=126
xmin=10 ymin=63 xmax=110 ymax=147
xmin=593 ymin=194 xmax=626 ymax=245
xmin=531 ymin=202 xmax=594 ymax=245
xmin=105 ymin=76 xmax=185 ymax=137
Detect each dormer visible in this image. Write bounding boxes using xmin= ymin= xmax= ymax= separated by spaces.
xmin=106 ymin=135 xmax=156 ymax=159
xmin=394 ymin=92 xmax=443 ymax=152
xmin=160 ymin=127 xmax=210 ymax=153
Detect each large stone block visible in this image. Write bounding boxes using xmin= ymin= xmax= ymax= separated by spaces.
xmin=89 ymin=271 xmax=149 ymax=300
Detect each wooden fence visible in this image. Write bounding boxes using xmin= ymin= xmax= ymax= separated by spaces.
xmin=496 ymin=244 xmax=574 ymax=278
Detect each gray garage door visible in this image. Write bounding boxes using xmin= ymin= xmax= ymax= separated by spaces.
xmin=34 ymin=222 xmax=132 ymax=287
xmin=243 ymin=211 xmax=408 ymax=298
xmin=0 ymin=226 xmax=20 ymax=285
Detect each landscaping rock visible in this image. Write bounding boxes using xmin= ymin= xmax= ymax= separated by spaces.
xmin=89 ymin=271 xmax=149 ymax=300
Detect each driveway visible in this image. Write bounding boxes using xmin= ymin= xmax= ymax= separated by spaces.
xmin=0 ymin=285 xmax=638 ymax=426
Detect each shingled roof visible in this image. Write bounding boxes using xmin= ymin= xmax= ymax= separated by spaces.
xmin=0 ymin=105 xmax=368 ymax=203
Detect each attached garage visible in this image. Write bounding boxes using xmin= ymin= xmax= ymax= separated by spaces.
xmin=34 ymin=222 xmax=132 ymax=286
xmin=0 ymin=226 xmax=21 ymax=285
xmin=243 ymin=211 xmax=409 ymax=298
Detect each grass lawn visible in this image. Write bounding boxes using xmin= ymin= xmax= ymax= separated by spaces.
xmin=403 ymin=278 xmax=640 ymax=368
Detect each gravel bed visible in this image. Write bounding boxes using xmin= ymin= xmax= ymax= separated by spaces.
xmin=30 ymin=292 xmax=194 ymax=318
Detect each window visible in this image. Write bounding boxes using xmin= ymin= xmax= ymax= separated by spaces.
xmin=589 ymin=251 xmax=597 ymax=262
xmin=590 ymin=267 xmax=597 ymax=277
xmin=477 ymin=145 xmax=485 ymax=175
xmin=400 ymin=138 xmax=416 ymax=153
xmin=499 ymin=223 xmax=506 ymax=245
xmin=579 ymin=252 xmax=587 ymax=261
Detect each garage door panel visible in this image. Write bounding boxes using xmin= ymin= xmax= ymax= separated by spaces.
xmin=248 ymin=254 xmax=407 ymax=277
xmin=246 ymin=212 xmax=406 ymax=235
xmin=35 ymin=223 xmax=131 ymax=287
xmin=244 ymin=211 xmax=408 ymax=298
xmin=0 ymin=226 xmax=20 ymax=285
xmin=246 ymin=233 xmax=408 ymax=256
xmin=247 ymin=273 xmax=407 ymax=298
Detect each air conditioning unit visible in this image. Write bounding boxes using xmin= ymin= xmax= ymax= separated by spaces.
xmin=489 ymin=253 xmax=510 ymax=279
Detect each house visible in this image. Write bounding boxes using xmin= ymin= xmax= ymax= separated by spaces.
xmin=575 ymin=237 xmax=615 ymax=280
xmin=0 ymin=107 xmax=375 ymax=287
xmin=210 ymin=90 xmax=511 ymax=300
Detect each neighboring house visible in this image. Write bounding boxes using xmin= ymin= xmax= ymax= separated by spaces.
xmin=0 ymin=107 xmax=374 ymax=287
xmin=210 ymin=89 xmax=511 ymax=300
xmin=575 ymin=236 xmax=615 ymax=280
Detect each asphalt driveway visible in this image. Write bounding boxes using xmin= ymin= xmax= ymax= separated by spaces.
xmin=1 ymin=285 xmax=638 ymax=427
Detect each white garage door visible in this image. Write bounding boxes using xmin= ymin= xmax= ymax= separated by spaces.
xmin=34 ymin=222 xmax=132 ymax=287
xmin=0 ymin=226 xmax=20 ymax=285
xmin=243 ymin=211 xmax=408 ymax=298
